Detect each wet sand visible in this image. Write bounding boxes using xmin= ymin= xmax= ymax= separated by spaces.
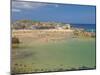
xmin=11 ymin=29 xmax=96 ymax=74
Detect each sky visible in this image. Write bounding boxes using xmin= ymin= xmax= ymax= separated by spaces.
xmin=12 ymin=1 xmax=96 ymax=24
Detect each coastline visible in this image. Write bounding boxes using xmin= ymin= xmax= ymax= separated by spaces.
xmin=12 ymin=28 xmax=95 ymax=44
xmin=11 ymin=24 xmax=96 ymax=74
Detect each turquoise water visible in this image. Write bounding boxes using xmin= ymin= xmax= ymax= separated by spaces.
xmin=13 ymin=38 xmax=96 ymax=72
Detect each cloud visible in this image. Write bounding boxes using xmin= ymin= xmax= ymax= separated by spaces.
xmin=55 ymin=4 xmax=59 ymax=7
xmin=12 ymin=1 xmax=59 ymax=12
xmin=12 ymin=1 xmax=48 ymax=10
xmin=12 ymin=8 xmax=21 ymax=12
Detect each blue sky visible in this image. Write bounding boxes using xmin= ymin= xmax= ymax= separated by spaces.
xmin=12 ymin=1 xmax=96 ymax=24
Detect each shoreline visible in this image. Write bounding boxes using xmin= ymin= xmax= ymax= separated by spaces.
xmin=11 ymin=29 xmax=96 ymax=74
xmin=12 ymin=29 xmax=95 ymax=43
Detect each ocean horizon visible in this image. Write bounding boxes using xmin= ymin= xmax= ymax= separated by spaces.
xmin=71 ymin=24 xmax=96 ymax=32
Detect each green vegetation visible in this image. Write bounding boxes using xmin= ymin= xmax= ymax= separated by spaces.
xmin=11 ymin=20 xmax=71 ymax=30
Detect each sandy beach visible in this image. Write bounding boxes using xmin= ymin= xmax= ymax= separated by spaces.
xmin=12 ymin=29 xmax=74 ymax=43
xmin=11 ymin=29 xmax=95 ymax=74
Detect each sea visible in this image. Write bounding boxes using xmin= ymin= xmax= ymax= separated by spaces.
xmin=71 ymin=24 xmax=96 ymax=32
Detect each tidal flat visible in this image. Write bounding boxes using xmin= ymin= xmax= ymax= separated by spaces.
xmin=11 ymin=30 xmax=96 ymax=74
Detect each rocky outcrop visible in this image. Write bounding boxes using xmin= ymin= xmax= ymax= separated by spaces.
xmin=12 ymin=37 xmax=20 ymax=44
